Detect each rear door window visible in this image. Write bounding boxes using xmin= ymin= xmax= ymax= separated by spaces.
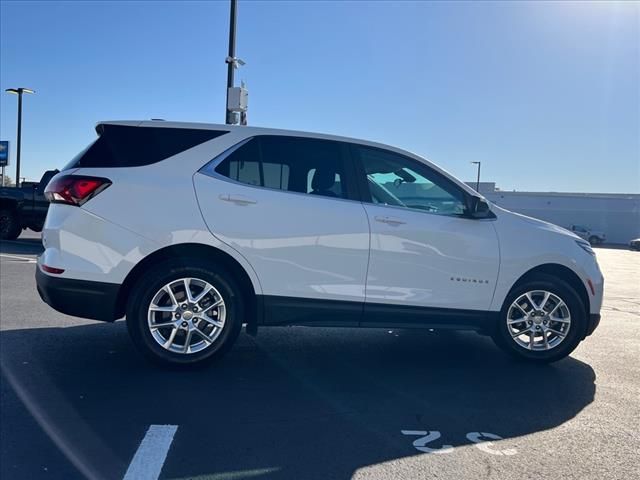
xmin=219 ymin=138 xmax=262 ymax=186
xmin=213 ymin=135 xmax=357 ymax=201
xmin=64 ymin=125 xmax=227 ymax=169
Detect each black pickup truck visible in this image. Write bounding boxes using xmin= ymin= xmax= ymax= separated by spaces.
xmin=0 ymin=170 xmax=58 ymax=240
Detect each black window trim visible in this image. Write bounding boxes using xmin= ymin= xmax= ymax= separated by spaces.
xmin=199 ymin=135 xmax=362 ymax=204
xmin=348 ymin=142 xmax=476 ymax=219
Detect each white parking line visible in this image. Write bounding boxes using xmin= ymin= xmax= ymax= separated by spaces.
xmin=123 ymin=425 xmax=178 ymax=480
xmin=0 ymin=253 xmax=37 ymax=263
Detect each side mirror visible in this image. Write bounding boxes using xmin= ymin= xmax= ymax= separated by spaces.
xmin=467 ymin=196 xmax=493 ymax=219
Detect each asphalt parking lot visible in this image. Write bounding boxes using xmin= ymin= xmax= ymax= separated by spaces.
xmin=1 ymin=231 xmax=639 ymax=480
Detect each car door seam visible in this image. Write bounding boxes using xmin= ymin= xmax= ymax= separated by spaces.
xmin=191 ymin=171 xmax=265 ymax=296
xmin=360 ymin=201 xmax=373 ymax=326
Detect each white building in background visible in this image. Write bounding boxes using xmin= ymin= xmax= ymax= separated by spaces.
xmin=467 ymin=182 xmax=640 ymax=245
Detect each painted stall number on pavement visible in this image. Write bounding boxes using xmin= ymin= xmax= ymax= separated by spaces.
xmin=400 ymin=430 xmax=454 ymax=454
xmin=401 ymin=430 xmax=517 ymax=456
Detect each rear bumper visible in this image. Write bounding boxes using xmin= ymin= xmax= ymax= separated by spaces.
xmin=586 ymin=313 xmax=601 ymax=337
xmin=36 ymin=267 xmax=120 ymax=322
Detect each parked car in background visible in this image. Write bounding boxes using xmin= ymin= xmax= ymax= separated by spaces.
xmin=36 ymin=121 xmax=604 ymax=366
xmin=629 ymin=238 xmax=640 ymax=251
xmin=0 ymin=170 xmax=58 ymax=240
xmin=571 ymin=225 xmax=606 ymax=245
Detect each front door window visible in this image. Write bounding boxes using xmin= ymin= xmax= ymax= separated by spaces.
xmin=355 ymin=146 xmax=467 ymax=216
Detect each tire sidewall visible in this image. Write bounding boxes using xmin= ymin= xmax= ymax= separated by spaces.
xmin=126 ymin=260 xmax=243 ymax=366
xmin=0 ymin=209 xmax=20 ymax=240
xmin=495 ymin=274 xmax=587 ymax=362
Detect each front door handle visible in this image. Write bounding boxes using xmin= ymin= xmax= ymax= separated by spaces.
xmin=219 ymin=194 xmax=257 ymax=205
xmin=374 ymin=215 xmax=406 ymax=226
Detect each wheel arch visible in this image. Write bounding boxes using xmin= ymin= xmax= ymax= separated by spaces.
xmin=510 ymin=263 xmax=590 ymax=329
xmin=115 ymin=243 xmax=260 ymax=334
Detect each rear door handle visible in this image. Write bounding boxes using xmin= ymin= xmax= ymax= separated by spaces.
xmin=374 ymin=215 xmax=406 ymax=226
xmin=219 ymin=194 xmax=257 ymax=205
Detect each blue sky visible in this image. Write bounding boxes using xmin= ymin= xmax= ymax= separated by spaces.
xmin=1 ymin=0 xmax=638 ymax=192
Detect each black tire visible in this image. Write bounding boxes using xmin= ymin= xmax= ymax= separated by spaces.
xmin=126 ymin=259 xmax=244 ymax=367
xmin=0 ymin=209 xmax=21 ymax=240
xmin=492 ymin=273 xmax=587 ymax=363
xmin=588 ymin=236 xmax=600 ymax=246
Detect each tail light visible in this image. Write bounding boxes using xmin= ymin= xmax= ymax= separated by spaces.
xmin=41 ymin=264 xmax=65 ymax=274
xmin=45 ymin=175 xmax=111 ymax=206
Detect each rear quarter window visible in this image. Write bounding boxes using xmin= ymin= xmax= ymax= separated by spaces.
xmin=63 ymin=125 xmax=227 ymax=169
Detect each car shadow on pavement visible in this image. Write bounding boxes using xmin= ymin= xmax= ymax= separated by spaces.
xmin=0 ymin=323 xmax=596 ymax=480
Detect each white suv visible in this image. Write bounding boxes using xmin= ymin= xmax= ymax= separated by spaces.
xmin=37 ymin=121 xmax=604 ymax=365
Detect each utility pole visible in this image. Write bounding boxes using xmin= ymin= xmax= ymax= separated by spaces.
xmin=224 ymin=0 xmax=247 ymax=125
xmin=5 ymin=88 xmax=35 ymax=188
xmin=225 ymin=0 xmax=237 ymax=124
xmin=471 ymin=161 xmax=481 ymax=192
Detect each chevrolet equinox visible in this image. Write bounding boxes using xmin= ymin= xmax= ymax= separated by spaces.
xmin=36 ymin=121 xmax=603 ymax=365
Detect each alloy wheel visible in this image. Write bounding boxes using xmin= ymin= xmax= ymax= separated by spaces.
xmin=147 ymin=277 xmax=226 ymax=354
xmin=506 ymin=290 xmax=571 ymax=351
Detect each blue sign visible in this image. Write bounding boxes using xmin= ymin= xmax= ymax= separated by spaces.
xmin=0 ymin=141 xmax=8 ymax=167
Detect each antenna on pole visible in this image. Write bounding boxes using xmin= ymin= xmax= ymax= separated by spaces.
xmin=225 ymin=0 xmax=248 ymax=125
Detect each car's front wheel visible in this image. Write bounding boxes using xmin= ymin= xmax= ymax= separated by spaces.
xmin=493 ymin=274 xmax=587 ymax=363
xmin=126 ymin=260 xmax=243 ymax=366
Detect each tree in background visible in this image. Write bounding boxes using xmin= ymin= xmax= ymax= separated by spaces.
xmin=0 ymin=174 xmax=14 ymax=187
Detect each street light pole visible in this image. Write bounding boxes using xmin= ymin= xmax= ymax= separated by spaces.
xmin=5 ymin=88 xmax=35 ymax=188
xmin=471 ymin=161 xmax=481 ymax=192
xmin=225 ymin=0 xmax=238 ymax=124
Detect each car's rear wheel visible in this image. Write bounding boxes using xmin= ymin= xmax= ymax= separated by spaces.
xmin=126 ymin=260 xmax=243 ymax=366
xmin=0 ymin=209 xmax=21 ymax=240
xmin=493 ymin=274 xmax=587 ymax=363
xmin=588 ymin=236 xmax=601 ymax=245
